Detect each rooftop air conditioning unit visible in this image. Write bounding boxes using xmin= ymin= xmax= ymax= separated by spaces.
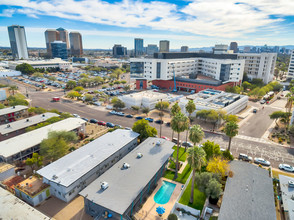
xmin=7 ymin=124 xmax=10 ymax=128
xmin=156 ymin=141 xmax=162 ymax=146
xmin=137 ymin=153 xmax=143 ymax=158
xmin=289 ymin=180 xmax=294 ymax=188
xmin=101 ymin=182 xmax=109 ymax=190
xmin=123 ymin=163 xmax=130 ymax=169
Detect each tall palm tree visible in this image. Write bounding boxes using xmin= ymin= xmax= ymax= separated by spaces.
xmin=171 ymin=112 xmax=189 ymax=179
xmin=189 ymin=124 xmax=205 ymax=146
xmin=155 ymin=100 xmax=169 ymax=138
xmin=9 ymin=85 xmax=18 ymax=96
xmin=170 ymin=102 xmax=181 ymax=140
xmin=185 ymin=100 xmax=196 ymax=150
xmin=187 ymin=146 xmax=206 ymax=204
xmin=224 ymin=121 xmax=239 ymax=151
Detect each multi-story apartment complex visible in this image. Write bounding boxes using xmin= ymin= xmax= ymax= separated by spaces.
xmin=159 ymin=40 xmax=170 ymax=52
xmin=287 ymin=50 xmax=294 ymax=79
xmin=134 ymin=38 xmax=144 ymax=57
xmin=7 ymin=25 xmax=29 ymax=59
xmin=51 ymin=41 xmax=68 ymax=60
xmin=237 ymin=53 xmax=277 ymax=84
xmin=0 ymin=105 xmax=28 ymax=125
xmin=69 ymin=31 xmax=83 ymax=56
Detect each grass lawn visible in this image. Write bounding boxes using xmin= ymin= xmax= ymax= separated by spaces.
xmin=179 ymin=179 xmax=206 ymax=211
xmin=272 ymin=169 xmax=294 ymax=179
xmin=164 ymin=164 xmax=191 ymax=184
xmin=172 ymin=146 xmax=187 ymax=162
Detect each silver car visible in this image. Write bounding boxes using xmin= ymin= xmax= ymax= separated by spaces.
xmin=279 ymin=164 xmax=294 ymax=172
xmin=254 ymin=157 xmax=270 ymax=166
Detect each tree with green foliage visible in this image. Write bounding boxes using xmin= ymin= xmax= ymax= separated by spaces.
xmin=109 ymin=82 xmax=114 ymax=87
xmin=185 ymin=100 xmax=196 ymax=144
xmin=142 ymin=107 xmax=150 ymax=116
xmin=167 ymin=214 xmax=178 ymax=220
xmin=84 ymin=94 xmax=93 ymax=102
xmin=15 ymin=63 xmax=35 ymax=75
xmin=187 ymin=146 xmax=206 ymax=204
xmin=112 ymin=68 xmax=123 ymax=80
xmin=170 ymin=102 xmax=181 ymax=139
xmin=48 ymin=76 xmax=56 ymax=82
xmin=32 ymin=72 xmax=44 ymax=78
xmin=121 ymin=80 xmax=127 ymax=84
xmin=273 ymin=83 xmax=283 ymax=92
xmin=0 ymin=103 xmax=5 ymax=109
xmin=269 ymin=111 xmax=285 ymax=127
xmin=66 ymin=91 xmax=81 ymax=99
xmin=205 ymin=178 xmax=223 ymax=200
xmin=202 ymin=140 xmax=221 ymax=161
xmin=225 ymin=114 xmax=238 ymax=123
xmin=113 ymin=99 xmax=125 ymax=110
xmin=222 ymin=149 xmax=234 ymax=161
xmin=73 ymin=86 xmax=84 ymax=92
xmin=8 ymin=85 xmax=18 ymax=96
xmin=114 ymin=80 xmax=120 ymax=85
xmin=123 ymin=85 xmax=131 ymax=92
xmin=171 ymin=112 xmax=189 ymax=179
xmin=155 ymin=101 xmax=170 ymax=138
xmin=40 ymin=131 xmax=78 ymax=161
xmin=111 ymin=97 xmax=119 ymax=104
xmin=206 ymin=156 xmax=230 ymax=178
xmin=28 ymin=107 xmax=47 ymax=114
xmin=132 ymin=119 xmax=157 ymax=142
xmin=251 ymin=78 xmax=264 ymax=87
xmin=66 ymin=80 xmax=77 ymax=89
xmin=224 ymin=121 xmax=239 ymax=151
xmin=242 ymin=81 xmax=251 ymax=91
xmin=131 ymin=105 xmax=140 ymax=113
xmin=7 ymin=95 xmax=29 ymax=106
xmin=25 ymin=153 xmax=43 ymax=171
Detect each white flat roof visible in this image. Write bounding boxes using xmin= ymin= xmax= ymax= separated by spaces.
xmin=0 ymin=118 xmax=85 ymax=159
xmin=0 ymin=105 xmax=28 ymax=117
xmin=37 ymin=129 xmax=139 ymax=187
xmin=0 ymin=113 xmax=59 ymax=135
xmin=0 ymin=188 xmax=50 ymax=220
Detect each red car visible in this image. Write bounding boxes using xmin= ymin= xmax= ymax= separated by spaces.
xmin=161 ymin=136 xmax=170 ymax=141
xmin=97 ymin=121 xmax=106 ymax=126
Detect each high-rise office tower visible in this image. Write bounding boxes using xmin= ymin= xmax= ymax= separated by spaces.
xmin=159 ymin=40 xmax=170 ymax=53
xmin=229 ymin=42 xmax=238 ymax=53
xmin=181 ymin=46 xmax=188 ymax=52
xmin=45 ymin=29 xmax=60 ymax=56
xmin=69 ymin=32 xmax=83 ymax=56
xmin=56 ymin=27 xmax=69 ymax=49
xmin=7 ymin=25 xmax=29 ymax=59
xmin=51 ymin=41 xmax=68 ymax=59
xmin=134 ymin=38 xmax=144 ymax=57
xmin=112 ymin=44 xmax=127 ymax=58
xmin=146 ymin=44 xmax=158 ymax=57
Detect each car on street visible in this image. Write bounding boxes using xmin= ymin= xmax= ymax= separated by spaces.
xmin=125 ymin=127 xmax=132 ymax=130
xmin=125 ymin=114 xmax=133 ymax=118
xmin=166 ymin=122 xmax=171 ymax=126
xmin=238 ymin=153 xmax=252 ymax=162
xmin=145 ymin=117 xmax=154 ymax=122
xmin=89 ymin=119 xmax=98 ymax=124
xmin=253 ymin=109 xmax=257 ymax=113
xmin=182 ymin=141 xmax=193 ymax=148
xmin=106 ymin=122 xmax=115 ymax=128
xmin=172 ymin=138 xmax=182 ymax=145
xmin=72 ymin=114 xmax=80 ymax=118
xmin=135 ymin=116 xmax=143 ymax=120
xmin=81 ymin=117 xmax=89 ymax=122
xmin=109 ymin=111 xmax=117 ymax=115
xmin=117 ymin=112 xmax=125 ymax=116
xmin=98 ymin=121 xmax=106 ymax=126
xmin=161 ymin=136 xmax=170 ymax=141
xmin=115 ymin=124 xmax=122 ymax=128
xmin=260 ymin=100 xmax=266 ymax=104
xmin=254 ymin=157 xmax=270 ymax=166
xmin=155 ymin=119 xmax=164 ymax=124
xmin=279 ymin=164 xmax=294 ymax=172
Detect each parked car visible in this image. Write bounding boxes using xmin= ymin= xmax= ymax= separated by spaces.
xmin=81 ymin=117 xmax=89 ymax=122
xmin=253 ymin=109 xmax=257 ymax=113
xmin=135 ymin=116 xmax=143 ymax=120
xmin=182 ymin=141 xmax=193 ymax=148
xmin=98 ymin=121 xmax=106 ymax=126
xmin=289 ymin=180 xmax=294 ymax=188
xmin=161 ymin=136 xmax=170 ymax=141
xmin=72 ymin=114 xmax=80 ymax=118
xmin=279 ymin=164 xmax=294 ymax=172
xmin=125 ymin=114 xmax=133 ymax=118
xmin=254 ymin=157 xmax=270 ymax=166
xmin=145 ymin=117 xmax=154 ymax=122
xmin=89 ymin=119 xmax=98 ymax=124
xmin=117 ymin=112 xmax=125 ymax=117
xmin=260 ymin=100 xmax=266 ymax=104
xmin=166 ymin=122 xmax=171 ymax=126
xmin=238 ymin=153 xmax=252 ymax=162
xmin=172 ymin=138 xmax=182 ymax=145
xmin=125 ymin=127 xmax=132 ymax=130
xmin=115 ymin=124 xmax=122 ymax=128
xmin=109 ymin=111 xmax=117 ymax=115
xmin=106 ymin=122 xmax=115 ymax=128
xmin=155 ymin=119 xmax=164 ymax=124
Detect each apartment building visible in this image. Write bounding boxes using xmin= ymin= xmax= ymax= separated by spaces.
xmin=0 ymin=105 xmax=28 ymax=124
xmin=287 ymin=50 xmax=294 ymax=79
xmin=237 ymin=53 xmax=277 ymax=84
xmin=37 ymin=130 xmax=139 ymax=202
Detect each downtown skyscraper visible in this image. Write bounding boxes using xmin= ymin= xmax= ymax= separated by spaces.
xmin=45 ymin=27 xmax=70 ymax=57
xmin=7 ymin=25 xmax=29 ymax=59
xmin=69 ymin=32 xmax=83 ymax=56
xmin=134 ymin=38 xmax=144 ymax=57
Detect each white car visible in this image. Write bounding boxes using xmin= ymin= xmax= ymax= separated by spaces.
xmin=72 ymin=114 xmax=80 ymax=118
xmin=279 ymin=164 xmax=294 ymax=172
xmin=254 ymin=157 xmax=271 ymax=166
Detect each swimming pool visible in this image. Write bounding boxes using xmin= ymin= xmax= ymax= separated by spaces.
xmin=154 ymin=181 xmax=176 ymax=204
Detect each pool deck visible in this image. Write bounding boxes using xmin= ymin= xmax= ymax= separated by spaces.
xmin=134 ymin=177 xmax=183 ymax=220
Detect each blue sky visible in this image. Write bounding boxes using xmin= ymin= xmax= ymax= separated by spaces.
xmin=0 ymin=0 xmax=294 ymax=49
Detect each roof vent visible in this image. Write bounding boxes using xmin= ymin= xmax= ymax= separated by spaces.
xmin=42 ymin=114 xmax=45 ymax=117
xmin=156 ymin=140 xmax=162 ymax=146
xmin=26 ymin=119 xmax=29 ymax=122
xmin=137 ymin=153 xmax=143 ymax=158
xmin=52 ymin=175 xmax=58 ymax=180
xmin=291 ymin=195 xmax=294 ymax=201
xmin=123 ymin=163 xmax=130 ymax=169
xmin=101 ymin=182 xmax=109 ymax=190
xmin=7 ymin=124 xmax=10 ymax=128
xmin=289 ymin=180 xmax=294 ymax=188
xmin=12 ymin=106 xmax=15 ymax=109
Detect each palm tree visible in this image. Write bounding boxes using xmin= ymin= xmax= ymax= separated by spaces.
xmin=9 ymin=85 xmax=18 ymax=96
xmin=185 ymin=100 xmax=196 ymax=150
xmin=187 ymin=146 xmax=206 ymax=204
xmin=155 ymin=101 xmax=169 ymax=138
xmin=224 ymin=121 xmax=239 ymax=151
xmin=171 ymin=112 xmax=189 ymax=179
xmin=189 ymin=124 xmax=205 ymax=146
xmin=170 ymin=102 xmax=181 ymax=140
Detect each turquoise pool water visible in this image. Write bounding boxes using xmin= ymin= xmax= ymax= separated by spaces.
xmin=154 ymin=181 xmax=176 ymax=204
